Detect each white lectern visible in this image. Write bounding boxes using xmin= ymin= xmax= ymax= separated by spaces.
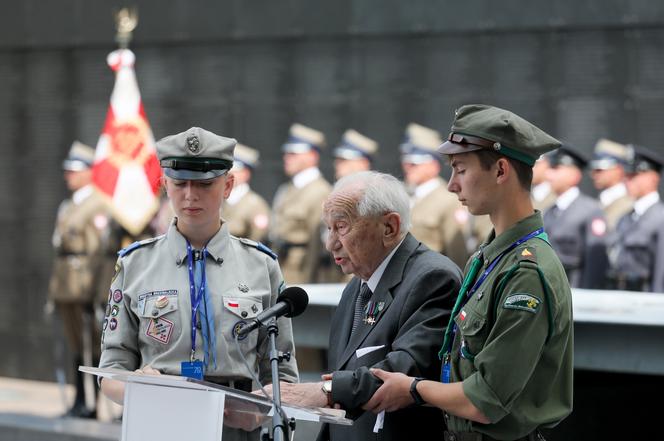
xmin=81 ymin=367 xmax=351 ymax=441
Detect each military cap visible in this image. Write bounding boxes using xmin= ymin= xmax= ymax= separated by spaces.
xmin=548 ymin=144 xmax=589 ymax=169
xmin=282 ymin=123 xmax=326 ymax=154
xmin=63 ymin=140 xmax=95 ymax=171
xmin=333 ymin=129 xmax=378 ymax=161
xmin=156 ymin=127 xmax=236 ymax=180
xmin=400 ymin=123 xmax=443 ymax=164
xmin=590 ymin=139 xmax=630 ymax=170
xmin=232 ymin=143 xmax=260 ymax=170
xmin=438 ymin=104 xmax=561 ymax=166
xmin=626 ymin=144 xmax=664 ymax=174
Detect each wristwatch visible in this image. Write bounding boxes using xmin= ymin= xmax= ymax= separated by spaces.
xmin=410 ymin=377 xmax=426 ymax=406
xmin=321 ymin=380 xmax=334 ymax=407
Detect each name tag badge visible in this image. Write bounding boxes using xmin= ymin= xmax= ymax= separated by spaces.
xmin=181 ymin=360 xmax=204 ymax=380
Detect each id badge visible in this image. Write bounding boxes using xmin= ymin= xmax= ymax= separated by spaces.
xmin=181 ymin=360 xmax=204 ymax=380
xmin=441 ymin=362 xmax=451 ymax=384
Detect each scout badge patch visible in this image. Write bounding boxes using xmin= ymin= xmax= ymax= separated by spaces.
xmin=503 ymin=294 xmax=541 ymax=313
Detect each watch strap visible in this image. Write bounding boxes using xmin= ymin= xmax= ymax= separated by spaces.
xmin=410 ymin=377 xmax=426 ymax=406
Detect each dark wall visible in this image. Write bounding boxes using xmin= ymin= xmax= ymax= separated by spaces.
xmin=1 ymin=0 xmax=664 ymax=380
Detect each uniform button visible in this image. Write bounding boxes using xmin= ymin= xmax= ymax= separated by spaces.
xmin=176 ymin=258 xmax=182 ymax=265
xmin=449 ymin=435 xmax=456 ymax=441
xmin=152 ymin=309 xmax=158 ymax=317
xmin=241 ymin=311 xmax=248 ymax=318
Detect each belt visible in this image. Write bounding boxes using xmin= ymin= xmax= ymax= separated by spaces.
xmin=606 ymin=274 xmax=649 ymax=291
xmin=203 ymin=377 xmax=253 ymax=393
xmin=443 ymin=430 xmax=545 ymax=441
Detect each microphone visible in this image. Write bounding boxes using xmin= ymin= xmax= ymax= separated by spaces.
xmin=236 ymin=286 xmax=308 ymax=338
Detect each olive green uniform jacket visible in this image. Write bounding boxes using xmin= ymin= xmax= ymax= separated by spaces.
xmin=447 ymin=211 xmax=573 ymax=440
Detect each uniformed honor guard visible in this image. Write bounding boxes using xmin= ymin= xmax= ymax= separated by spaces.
xmin=222 ymin=143 xmax=270 ymax=242
xmin=543 ymin=144 xmax=609 ymax=288
xmin=589 ymin=138 xmax=634 ymax=231
xmin=608 ymin=144 xmax=664 ymax=292
xmin=400 ymin=123 xmax=471 ymax=268
xmin=48 ymin=141 xmax=116 ymax=419
xmin=333 ymin=129 xmax=378 ymax=180
xmin=531 ymin=154 xmax=556 ymax=212
xmin=99 ymin=127 xmax=298 ymax=439
xmin=269 ymin=123 xmax=332 ymax=284
xmin=364 ymin=104 xmax=573 ymax=441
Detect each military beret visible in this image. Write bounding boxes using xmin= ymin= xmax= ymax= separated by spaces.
xmin=233 ymin=143 xmax=260 ymax=170
xmin=156 ymin=127 xmax=236 ymax=180
xmin=63 ymin=140 xmax=95 ymax=171
xmin=626 ymin=144 xmax=664 ymax=174
xmin=547 ymin=144 xmax=589 ymax=169
xmin=400 ymin=123 xmax=443 ymax=164
xmin=334 ymin=129 xmax=378 ymax=160
xmin=282 ymin=123 xmax=326 ymax=153
xmin=590 ymin=139 xmax=630 ymax=170
xmin=438 ymin=104 xmax=561 ymax=166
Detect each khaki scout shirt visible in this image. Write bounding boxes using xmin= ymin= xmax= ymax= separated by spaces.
xmin=448 ymin=211 xmax=573 ymax=439
xmin=99 ymin=220 xmax=299 ymax=385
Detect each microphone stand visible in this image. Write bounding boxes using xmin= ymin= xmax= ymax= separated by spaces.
xmin=265 ymin=318 xmax=294 ymax=441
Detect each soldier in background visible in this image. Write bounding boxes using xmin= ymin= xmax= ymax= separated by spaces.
xmin=608 ymin=145 xmax=664 ymax=292
xmin=48 ymin=141 xmax=116 ymax=418
xmin=333 ymin=129 xmax=378 ymax=180
xmin=400 ymin=123 xmax=470 ymax=268
xmin=531 ymin=153 xmax=556 ymax=212
xmin=543 ymin=144 xmax=609 ymax=288
xmin=222 ymin=143 xmax=270 ymax=242
xmin=270 ymin=123 xmax=332 ymax=284
xmin=589 ymin=138 xmax=634 ymax=231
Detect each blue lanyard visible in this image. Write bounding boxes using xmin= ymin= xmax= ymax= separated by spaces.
xmin=439 ymin=227 xmax=544 ymax=362
xmin=186 ymin=242 xmax=207 ymax=362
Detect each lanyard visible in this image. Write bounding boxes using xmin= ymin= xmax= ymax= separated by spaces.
xmin=186 ymin=241 xmax=207 ymax=362
xmin=439 ymin=227 xmax=544 ymax=362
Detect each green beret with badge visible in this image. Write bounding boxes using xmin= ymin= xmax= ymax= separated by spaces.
xmin=438 ymin=104 xmax=561 ymax=166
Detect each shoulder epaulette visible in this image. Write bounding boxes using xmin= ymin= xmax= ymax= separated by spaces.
xmin=238 ymin=237 xmax=278 ymax=260
xmin=118 ymin=236 xmax=162 ymax=257
xmin=516 ymin=245 xmax=538 ymax=264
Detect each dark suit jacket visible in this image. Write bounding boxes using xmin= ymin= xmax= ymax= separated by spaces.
xmin=543 ymin=194 xmax=609 ymax=288
xmin=318 ymin=233 xmax=462 ymax=441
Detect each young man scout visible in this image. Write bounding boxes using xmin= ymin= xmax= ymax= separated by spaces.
xmin=362 ymin=104 xmax=573 ymax=441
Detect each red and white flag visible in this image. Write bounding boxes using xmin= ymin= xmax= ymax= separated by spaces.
xmin=92 ymin=49 xmax=162 ymax=236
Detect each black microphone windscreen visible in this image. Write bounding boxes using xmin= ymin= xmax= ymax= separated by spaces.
xmin=278 ymin=286 xmax=309 ymax=318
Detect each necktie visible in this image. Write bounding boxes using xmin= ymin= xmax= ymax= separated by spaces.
xmin=351 ymin=283 xmax=372 ymax=337
xmin=194 ymin=256 xmax=217 ymax=370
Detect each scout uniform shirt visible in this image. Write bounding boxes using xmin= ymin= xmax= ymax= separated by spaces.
xmin=446 ymin=211 xmax=573 ymax=440
xmin=222 ymin=182 xmax=271 ymax=242
xmin=99 ymin=219 xmax=299 ymax=385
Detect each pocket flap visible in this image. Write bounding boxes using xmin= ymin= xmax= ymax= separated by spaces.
xmin=454 ymin=309 xmax=486 ymax=337
xmin=139 ymin=290 xmax=179 ymax=319
xmin=223 ymin=297 xmax=263 ymax=319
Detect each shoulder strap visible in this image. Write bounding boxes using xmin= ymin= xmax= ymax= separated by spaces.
xmin=237 ymin=237 xmax=278 ymax=260
xmin=118 ymin=236 xmax=161 ymax=257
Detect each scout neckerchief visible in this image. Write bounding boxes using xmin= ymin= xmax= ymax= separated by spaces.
xmin=184 ymin=241 xmax=217 ymax=377
xmin=438 ymin=227 xmax=544 ymax=383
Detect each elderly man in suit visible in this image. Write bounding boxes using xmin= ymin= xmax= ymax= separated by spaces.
xmin=277 ymin=171 xmax=462 ymax=441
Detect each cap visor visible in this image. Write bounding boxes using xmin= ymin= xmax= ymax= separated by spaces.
xmin=437 ymin=141 xmax=483 ymax=156
xmin=62 ymin=159 xmax=91 ymax=171
xmin=334 ymin=147 xmax=365 ymax=160
xmin=164 ymin=168 xmax=227 ymax=180
xmin=282 ymin=142 xmax=314 ymax=154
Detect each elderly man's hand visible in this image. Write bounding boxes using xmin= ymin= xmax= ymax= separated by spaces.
xmin=281 ymin=382 xmax=329 ymax=408
xmin=252 ymin=382 xmax=329 ymax=408
xmin=362 ymin=368 xmax=414 ymax=413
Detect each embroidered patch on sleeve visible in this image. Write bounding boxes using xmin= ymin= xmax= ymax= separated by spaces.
xmin=503 ymin=294 xmax=541 ymax=313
